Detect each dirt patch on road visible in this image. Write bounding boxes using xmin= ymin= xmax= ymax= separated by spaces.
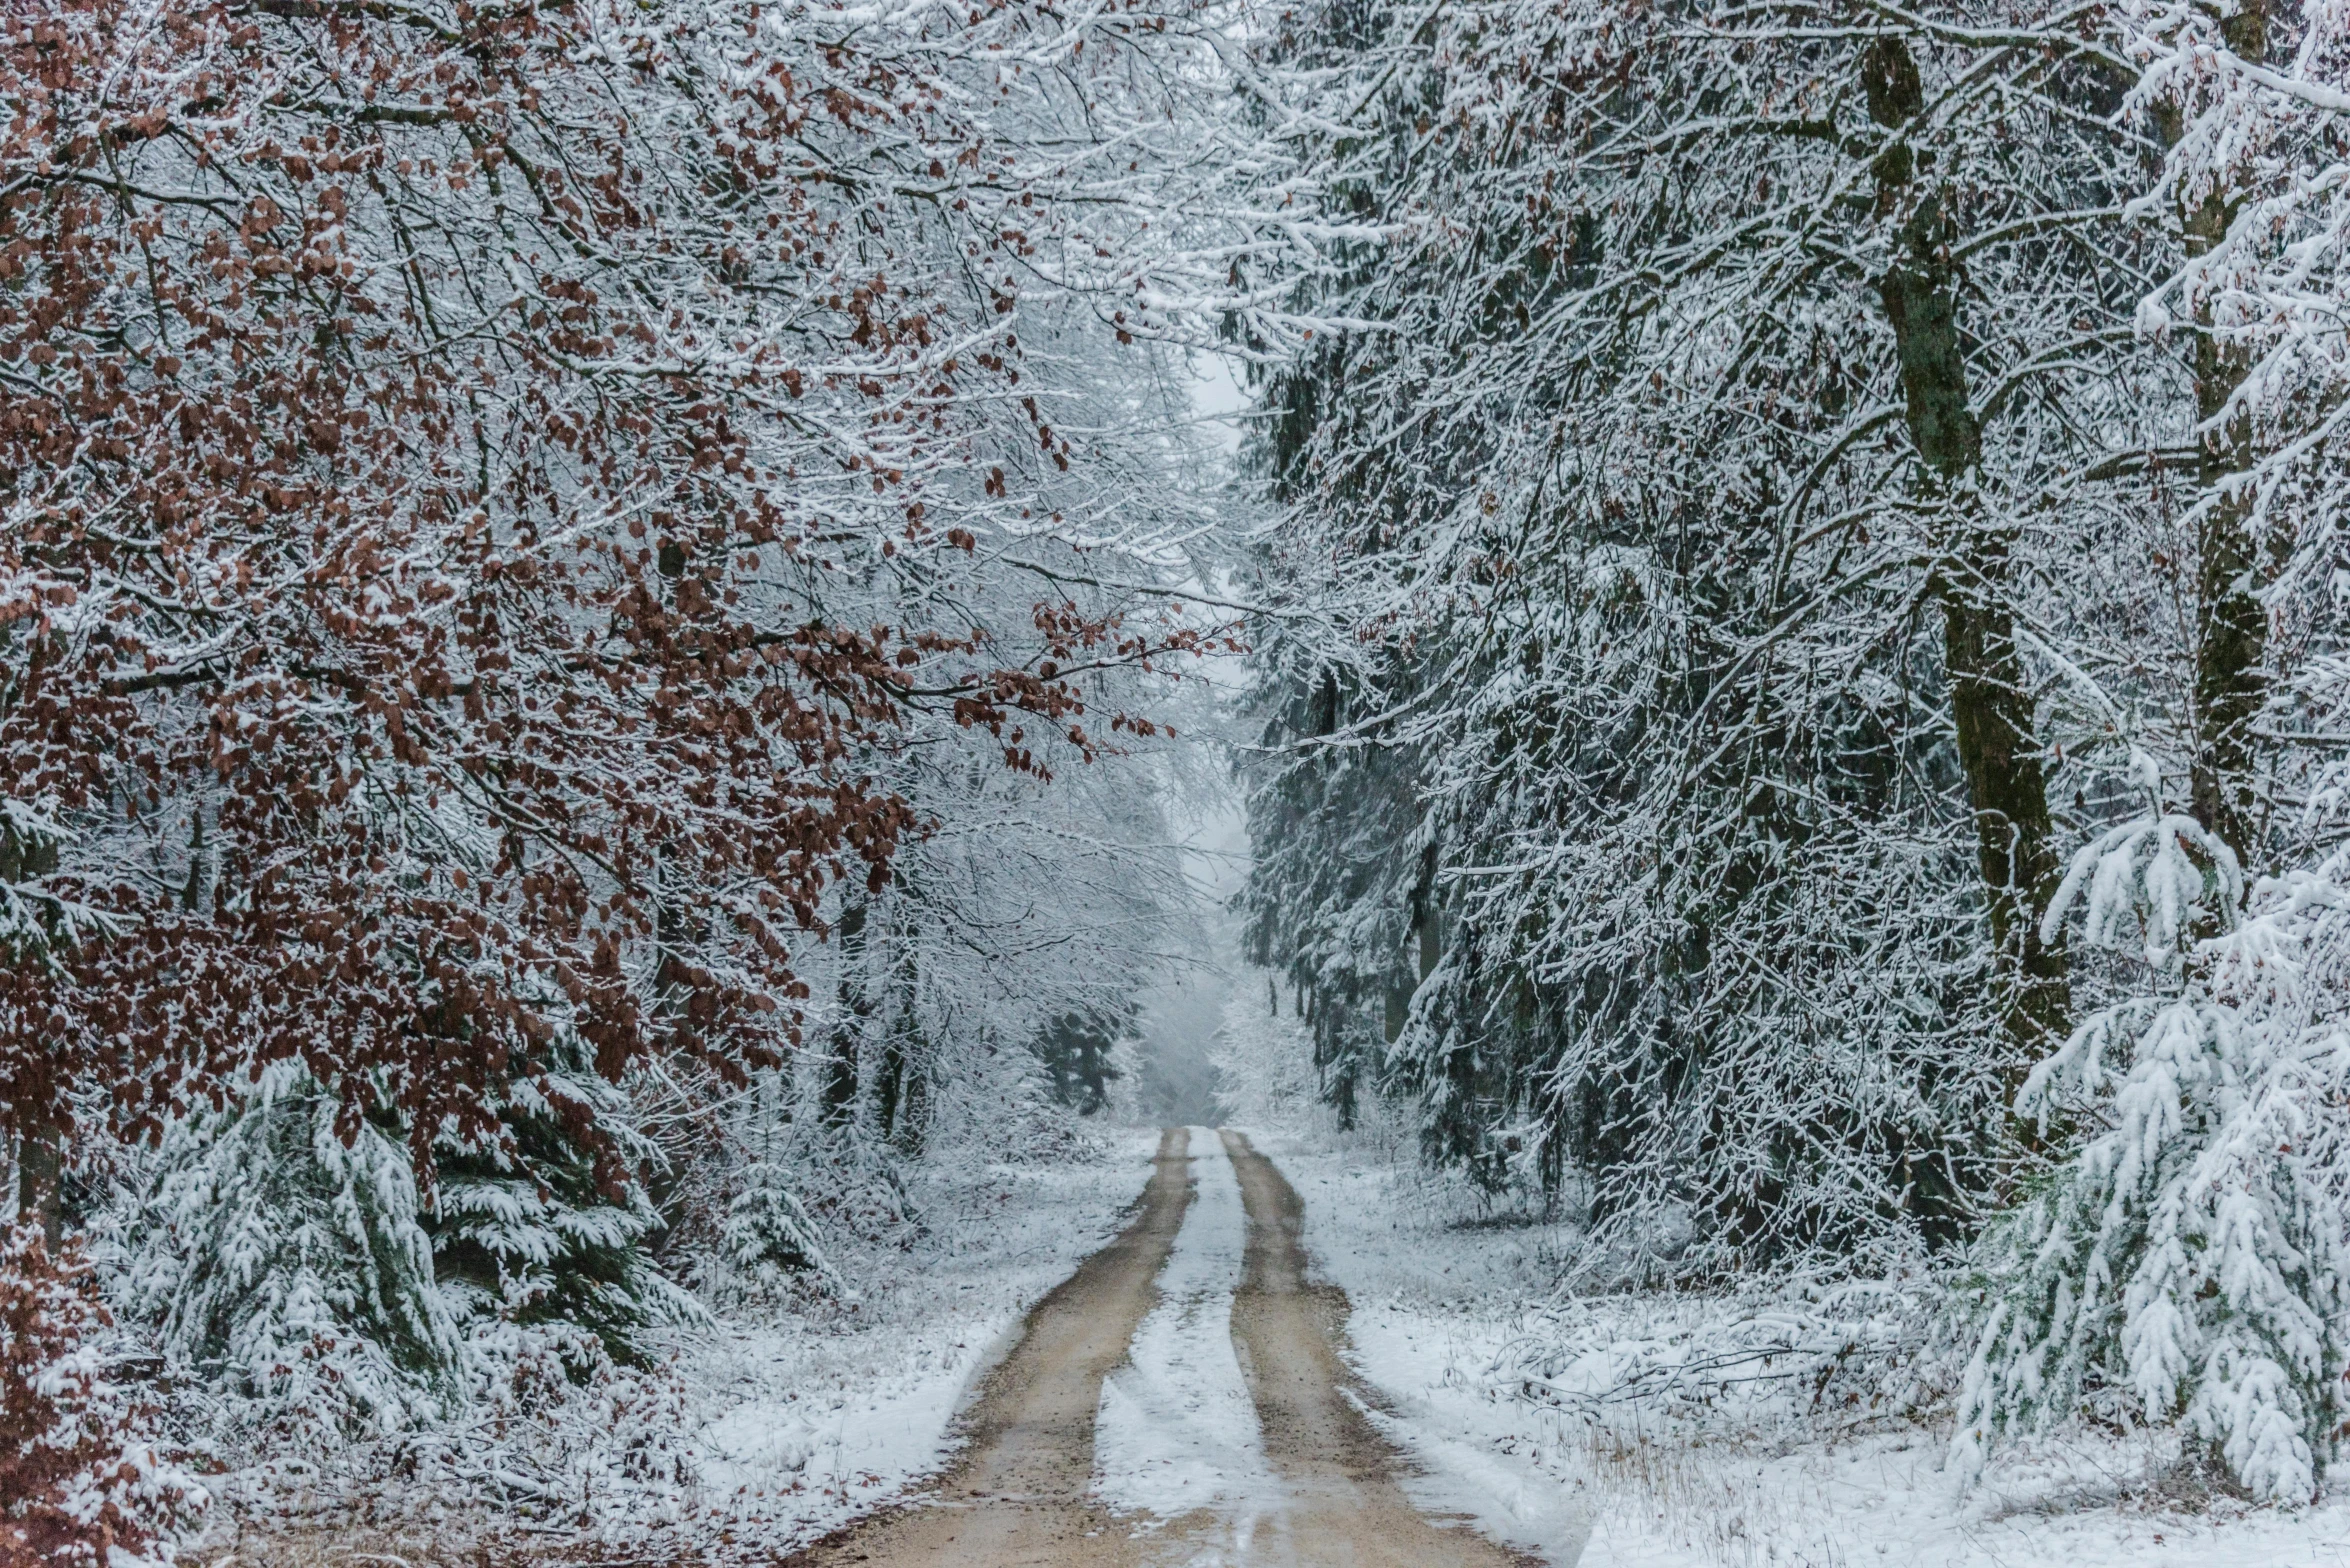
xmin=787 ymin=1129 xmax=1546 ymax=1567
xmin=1221 ymin=1129 xmax=1539 ymax=1568
xmin=782 ymin=1127 xmax=1194 ymax=1568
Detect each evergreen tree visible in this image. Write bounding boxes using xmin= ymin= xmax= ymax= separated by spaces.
xmin=425 ymin=1032 xmax=694 ymax=1371
xmin=1959 ymin=790 xmax=2350 ymax=1501
xmin=1033 ymin=1007 xmax=1134 ymax=1117
xmin=120 ymin=1065 xmax=461 ymax=1441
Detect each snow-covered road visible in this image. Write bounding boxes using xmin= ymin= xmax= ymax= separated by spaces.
xmin=1093 ymin=1126 xmax=1281 ymax=1544
xmin=785 ymin=1126 xmax=1553 ymax=1567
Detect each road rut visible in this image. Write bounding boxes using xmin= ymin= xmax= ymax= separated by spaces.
xmin=785 ymin=1127 xmax=1193 ymax=1568
xmin=781 ymin=1128 xmax=1537 ymax=1567
xmin=1218 ymin=1129 xmax=1533 ymax=1568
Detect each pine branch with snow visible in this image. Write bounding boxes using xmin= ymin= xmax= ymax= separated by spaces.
xmin=1958 ymin=795 xmax=2350 ymax=1502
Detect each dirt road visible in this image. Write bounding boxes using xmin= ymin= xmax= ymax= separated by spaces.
xmin=784 ymin=1128 xmax=1537 ymax=1568
xmin=1219 ymin=1130 xmax=1532 ymax=1568
xmin=786 ymin=1128 xmax=1192 ymax=1568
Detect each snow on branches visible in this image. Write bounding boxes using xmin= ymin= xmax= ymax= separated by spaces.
xmin=1240 ymin=0 xmax=2164 ymax=1272
xmin=0 ymin=0 xmax=1255 ymax=1181
xmin=1224 ymin=0 xmax=2350 ymax=1514
xmin=0 ymin=0 xmax=1276 ymax=1486
xmin=0 ymin=1226 xmax=202 ymax=1565
xmin=1959 ymin=798 xmax=2350 ymax=1502
xmin=1946 ymin=0 xmax=2350 ymax=1504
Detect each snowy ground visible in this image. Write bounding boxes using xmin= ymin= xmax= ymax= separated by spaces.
xmin=204 ymin=1100 xmax=2350 ymax=1566
xmin=678 ymin=1125 xmax=1166 ymax=1548
xmin=1252 ymin=1125 xmax=2350 ymax=1568
xmin=190 ymin=1126 xmax=1165 ymax=1560
xmin=1093 ymin=1128 xmax=1276 ymax=1530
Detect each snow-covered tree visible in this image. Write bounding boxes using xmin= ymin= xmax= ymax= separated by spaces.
xmin=1956 ymin=773 xmax=2350 ymax=1501
xmin=0 ymin=0 xmax=1285 ymax=1450
xmin=118 ymin=1067 xmax=460 ymax=1441
xmin=1951 ymin=0 xmax=2350 ymax=1501
xmin=425 ymin=1034 xmax=695 ymax=1369
xmin=1237 ymin=0 xmax=2180 ymax=1272
xmin=2122 ymin=0 xmax=2350 ymax=865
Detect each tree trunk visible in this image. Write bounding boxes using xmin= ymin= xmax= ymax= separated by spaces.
xmin=2 ymin=820 xmax=64 ymax=1249
xmin=2182 ymin=1 xmax=2276 ymax=864
xmin=892 ymin=1056 xmax=930 ymax=1155
xmin=1867 ymin=38 xmax=2068 ymax=1071
xmin=877 ymin=935 xmax=927 ymax=1152
xmin=1411 ymin=840 xmax=1441 ymax=984
xmin=823 ymin=894 xmax=869 ymax=1124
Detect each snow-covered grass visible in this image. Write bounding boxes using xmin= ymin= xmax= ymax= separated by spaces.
xmin=184 ymin=1125 xmax=1163 ymax=1562
xmin=678 ymin=1126 xmax=1164 ymax=1544
xmin=1254 ymin=1123 xmax=2350 ymax=1568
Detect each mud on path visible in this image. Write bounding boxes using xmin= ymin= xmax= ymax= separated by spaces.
xmin=784 ymin=1128 xmax=1194 ymax=1568
xmin=781 ymin=1128 xmax=1537 ymax=1568
xmin=1219 ymin=1129 xmax=1534 ymax=1568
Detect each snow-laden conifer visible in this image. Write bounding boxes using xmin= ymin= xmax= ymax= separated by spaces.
xmin=120 ymin=1025 xmax=692 ymax=1442
xmin=426 ymin=1034 xmax=696 ymax=1370
xmin=714 ymin=1164 xmax=837 ymax=1297
xmin=1957 ymin=768 xmax=2350 ymax=1502
xmin=119 ymin=1065 xmax=461 ymax=1442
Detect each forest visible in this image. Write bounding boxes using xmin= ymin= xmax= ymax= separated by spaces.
xmin=7 ymin=0 xmax=2350 ymax=1559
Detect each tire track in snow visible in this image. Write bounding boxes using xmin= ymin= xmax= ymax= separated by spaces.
xmin=783 ymin=1127 xmax=1192 ymax=1568
xmin=783 ymin=1129 xmax=1566 ymax=1567
xmin=1222 ymin=1129 xmax=1547 ymax=1568
xmin=1091 ymin=1125 xmax=1284 ymax=1559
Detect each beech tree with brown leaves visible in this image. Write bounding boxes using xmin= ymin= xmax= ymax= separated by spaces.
xmin=0 ymin=0 xmax=1298 ymax=1503
xmin=0 ymin=1226 xmax=200 ymax=1565
xmin=0 ymin=0 xmax=1274 ymax=1203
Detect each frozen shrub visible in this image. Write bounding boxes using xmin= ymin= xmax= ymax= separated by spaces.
xmin=716 ymin=1164 xmax=837 ymax=1296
